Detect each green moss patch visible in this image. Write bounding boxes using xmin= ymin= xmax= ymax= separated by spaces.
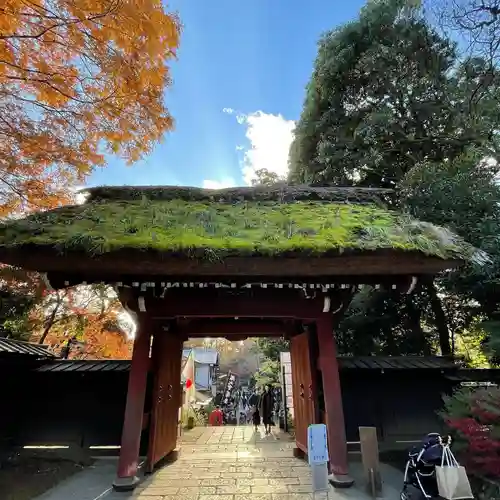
xmin=0 ymin=195 xmax=475 ymax=260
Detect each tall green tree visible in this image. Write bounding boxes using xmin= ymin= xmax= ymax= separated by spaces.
xmin=336 ymin=285 xmax=437 ymax=355
xmin=289 ymin=0 xmax=496 ymax=188
xmin=254 ymin=338 xmax=289 ymax=362
xmin=251 ymin=169 xmax=285 ymax=186
xmin=0 ymin=267 xmax=42 ymax=340
xmin=289 ymin=0 xmax=500 ymax=361
xmin=251 ymin=338 xmax=289 ymax=388
xmin=402 ymin=149 xmax=500 ymax=360
xmin=0 ymin=289 xmax=35 ymax=340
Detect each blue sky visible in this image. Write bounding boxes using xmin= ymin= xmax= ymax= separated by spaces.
xmin=88 ymin=0 xmax=368 ymax=189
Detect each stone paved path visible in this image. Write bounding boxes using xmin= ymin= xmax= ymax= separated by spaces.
xmin=133 ymin=426 xmax=306 ymax=500
xmin=36 ymin=426 xmax=403 ymax=500
xmin=124 ymin=426 xmax=401 ymax=500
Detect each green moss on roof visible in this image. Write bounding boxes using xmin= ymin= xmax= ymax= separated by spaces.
xmin=0 ymin=185 xmax=477 ymax=261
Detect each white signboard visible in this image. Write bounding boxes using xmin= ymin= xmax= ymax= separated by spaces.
xmin=307 ymin=424 xmax=329 ymax=465
xmin=279 ymin=351 xmax=294 ymax=418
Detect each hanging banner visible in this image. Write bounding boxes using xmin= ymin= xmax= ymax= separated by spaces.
xmin=222 ymin=371 xmax=238 ymax=406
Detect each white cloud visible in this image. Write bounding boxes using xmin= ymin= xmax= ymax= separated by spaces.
xmin=202 ymin=178 xmax=236 ymax=189
xmin=71 ymin=185 xmax=88 ymax=204
xmin=225 ymin=110 xmax=295 ymax=186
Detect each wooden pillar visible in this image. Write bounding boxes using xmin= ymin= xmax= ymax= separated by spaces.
xmin=307 ymin=325 xmax=321 ymax=426
xmin=113 ymin=315 xmax=151 ymax=491
xmin=317 ymin=313 xmax=354 ymax=488
xmin=359 ymin=426 xmax=382 ymax=495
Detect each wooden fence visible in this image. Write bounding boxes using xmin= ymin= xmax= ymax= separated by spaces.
xmin=341 ymin=370 xmax=452 ymax=447
xmin=0 ymin=360 xmax=460 ymax=455
xmin=0 ymin=364 xmax=151 ymax=454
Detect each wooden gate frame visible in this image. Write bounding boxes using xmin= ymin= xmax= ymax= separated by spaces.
xmin=290 ymin=328 xmax=318 ymax=454
xmin=146 ymin=330 xmax=183 ymax=472
xmin=111 ymin=287 xmax=367 ymax=491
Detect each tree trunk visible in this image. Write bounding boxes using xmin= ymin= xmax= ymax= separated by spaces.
xmin=38 ymin=291 xmax=65 ymax=344
xmin=425 ymin=279 xmax=452 ymax=356
xmin=39 ymin=302 xmax=60 ymax=344
xmin=405 ymin=296 xmax=431 ymax=355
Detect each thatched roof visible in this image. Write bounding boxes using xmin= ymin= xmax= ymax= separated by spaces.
xmin=0 ymin=184 xmax=477 ymax=262
xmin=83 ymin=184 xmax=393 ymax=204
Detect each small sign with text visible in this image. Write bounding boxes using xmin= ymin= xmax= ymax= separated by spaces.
xmin=307 ymin=423 xmax=329 ymax=465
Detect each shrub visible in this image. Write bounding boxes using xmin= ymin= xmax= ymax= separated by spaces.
xmin=285 ymin=409 xmax=294 ymax=432
xmin=440 ymin=386 xmax=500 ymax=478
xmin=204 ymin=401 xmax=215 ymax=417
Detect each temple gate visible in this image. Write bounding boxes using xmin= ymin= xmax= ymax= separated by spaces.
xmin=0 ymin=184 xmax=470 ymax=490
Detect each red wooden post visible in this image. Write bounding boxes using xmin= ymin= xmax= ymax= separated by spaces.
xmin=317 ymin=313 xmax=354 ymax=488
xmin=113 ymin=315 xmax=151 ymax=491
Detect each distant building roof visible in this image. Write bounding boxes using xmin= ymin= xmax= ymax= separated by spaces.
xmin=182 ymin=348 xmax=219 ymax=365
xmin=32 ymin=355 xmax=461 ymax=374
xmin=36 ymin=359 xmax=128 ymax=373
xmin=0 ymin=338 xmax=56 ymax=358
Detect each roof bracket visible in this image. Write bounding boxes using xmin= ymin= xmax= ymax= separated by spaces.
xmin=138 ymin=296 xmax=146 ymax=312
xmin=332 ymin=301 xmax=343 ymax=314
xmin=406 ymin=276 xmax=418 ymax=295
xmin=323 ymin=296 xmax=331 ymax=313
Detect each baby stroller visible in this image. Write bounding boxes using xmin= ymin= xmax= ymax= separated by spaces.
xmin=400 ymin=433 xmax=451 ymax=500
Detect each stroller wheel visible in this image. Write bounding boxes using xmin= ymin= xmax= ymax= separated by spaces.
xmin=400 ymin=485 xmax=427 ymax=500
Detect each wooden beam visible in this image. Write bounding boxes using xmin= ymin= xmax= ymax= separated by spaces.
xmin=187 ymin=332 xmax=291 ymax=340
xmin=0 ymin=247 xmax=461 ymax=278
xmin=47 ymin=272 xmax=434 ymax=289
xmin=176 ymin=320 xmax=289 ymax=336
xmin=185 ymin=332 xmax=280 ymax=339
xmin=123 ymin=289 xmax=333 ymax=320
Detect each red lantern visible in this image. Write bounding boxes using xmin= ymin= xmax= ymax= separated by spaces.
xmin=186 ymin=378 xmax=193 ymax=389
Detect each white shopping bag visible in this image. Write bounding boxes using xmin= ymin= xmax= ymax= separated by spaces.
xmin=435 ymin=445 xmax=474 ymax=500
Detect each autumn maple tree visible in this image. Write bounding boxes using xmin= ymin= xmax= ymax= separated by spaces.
xmin=442 ymin=386 xmax=500 ymax=478
xmin=0 ymin=0 xmax=180 ymax=215
xmin=29 ymin=284 xmax=132 ymax=359
xmin=0 ymin=270 xmax=133 ymax=359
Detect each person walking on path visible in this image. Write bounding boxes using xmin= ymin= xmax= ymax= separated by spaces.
xmin=246 ymin=404 xmax=254 ymax=424
xmin=208 ymin=405 xmax=224 ymax=426
xmin=237 ymin=396 xmax=246 ymax=425
xmin=248 ymin=390 xmax=259 ymax=408
xmin=260 ymin=385 xmax=274 ymax=435
xmin=251 ymin=404 xmax=260 ymax=432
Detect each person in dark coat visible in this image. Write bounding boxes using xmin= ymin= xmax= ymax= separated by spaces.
xmin=259 ymin=385 xmax=274 ymax=435
xmin=248 ymin=391 xmax=259 ymax=408
xmin=252 ymin=404 xmax=261 ymax=432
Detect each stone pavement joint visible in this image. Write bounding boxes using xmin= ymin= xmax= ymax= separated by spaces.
xmin=127 ymin=426 xmax=401 ymax=500
xmin=33 ymin=426 xmax=404 ymax=500
xmin=132 ymin=427 xmax=310 ymax=499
